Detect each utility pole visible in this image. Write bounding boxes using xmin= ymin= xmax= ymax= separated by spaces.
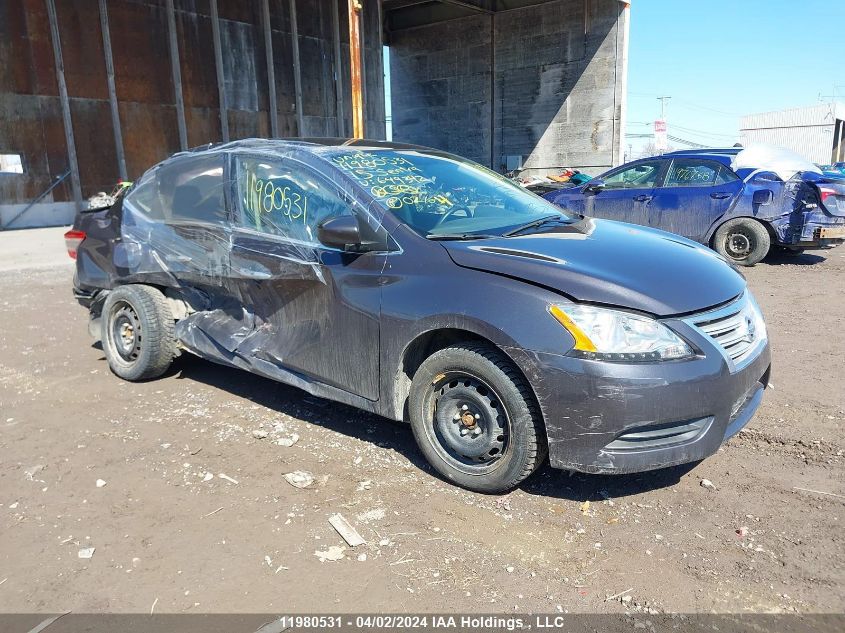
xmin=657 ymin=96 xmax=671 ymax=119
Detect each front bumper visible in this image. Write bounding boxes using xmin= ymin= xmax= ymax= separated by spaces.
xmin=508 ymin=315 xmax=771 ymax=474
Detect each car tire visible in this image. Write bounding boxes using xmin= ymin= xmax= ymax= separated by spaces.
xmin=101 ymin=284 xmax=178 ymax=381
xmin=713 ymin=218 xmax=770 ymax=266
xmin=408 ymin=342 xmax=547 ymax=494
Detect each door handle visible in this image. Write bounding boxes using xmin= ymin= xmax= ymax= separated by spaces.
xmin=710 ymin=192 xmax=732 ymax=199
xmin=633 ymin=195 xmax=652 ymax=202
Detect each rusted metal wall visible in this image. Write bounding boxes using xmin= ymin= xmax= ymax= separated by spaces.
xmin=0 ymin=0 xmax=387 ymax=207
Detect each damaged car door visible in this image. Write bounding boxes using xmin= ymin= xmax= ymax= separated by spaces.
xmin=647 ymin=158 xmax=743 ymax=242
xmin=218 ymin=153 xmax=386 ymax=401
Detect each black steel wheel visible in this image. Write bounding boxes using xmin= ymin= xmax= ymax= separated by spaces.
xmin=713 ymin=218 xmax=770 ymax=266
xmin=101 ymin=284 xmax=177 ymax=381
xmin=428 ymin=372 xmax=510 ymax=474
xmin=408 ymin=342 xmax=546 ymax=493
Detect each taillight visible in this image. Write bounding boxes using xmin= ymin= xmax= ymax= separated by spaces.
xmin=64 ymin=229 xmax=86 ymax=259
xmin=819 ymin=187 xmax=835 ymax=203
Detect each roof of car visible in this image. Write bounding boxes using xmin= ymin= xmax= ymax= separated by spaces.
xmin=182 ymin=137 xmax=436 ymax=156
xmin=654 ymin=150 xmax=736 ymax=167
xmin=664 ymin=148 xmax=742 ymax=156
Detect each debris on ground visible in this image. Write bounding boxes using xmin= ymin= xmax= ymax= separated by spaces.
xmin=284 ymin=471 xmax=315 ymax=489
xmin=495 ymin=497 xmax=512 ymax=511
xmin=356 ymin=480 xmax=372 ymax=491
xmin=314 ymin=546 xmax=346 ymax=562
xmin=356 ymin=508 xmax=386 ymax=523
xmin=736 ymin=526 xmax=749 ymax=538
xmin=218 ymin=473 xmax=239 ymax=485
xmin=580 ymin=500 xmax=591 ymax=515
xmin=276 ymin=434 xmax=299 ymax=447
xmin=328 ymin=513 xmax=365 ymax=547
xmin=202 ymin=472 xmax=214 ymax=482
xmin=357 ymin=553 xmax=367 ymax=562
xmin=95 ymin=479 xmax=107 ymax=488
xmin=77 ymin=547 xmax=95 ymax=559
xmin=700 ymin=479 xmax=717 ymax=491
xmin=24 ymin=464 xmax=45 ymax=481
xmin=606 ymin=587 xmax=634 ymax=602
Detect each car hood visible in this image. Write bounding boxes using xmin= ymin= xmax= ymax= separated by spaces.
xmin=440 ymin=218 xmax=746 ymax=316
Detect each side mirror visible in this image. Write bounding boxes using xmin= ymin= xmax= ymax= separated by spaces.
xmin=583 ymin=179 xmax=605 ymax=193
xmin=752 ymin=189 xmax=773 ymax=205
xmin=317 ymin=215 xmax=362 ymax=250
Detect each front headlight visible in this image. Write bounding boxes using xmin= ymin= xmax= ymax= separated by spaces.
xmin=549 ymin=303 xmax=694 ymax=362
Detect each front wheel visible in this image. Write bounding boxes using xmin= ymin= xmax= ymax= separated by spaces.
xmin=713 ymin=218 xmax=770 ymax=266
xmin=408 ymin=342 xmax=546 ymax=493
xmin=101 ymin=284 xmax=178 ymax=381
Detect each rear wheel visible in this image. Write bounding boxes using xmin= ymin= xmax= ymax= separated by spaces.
xmin=713 ymin=218 xmax=770 ymax=266
xmin=101 ymin=284 xmax=177 ymax=381
xmin=408 ymin=342 xmax=546 ymax=493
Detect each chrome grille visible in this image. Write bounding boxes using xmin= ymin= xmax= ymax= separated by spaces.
xmin=685 ymin=293 xmax=766 ymax=369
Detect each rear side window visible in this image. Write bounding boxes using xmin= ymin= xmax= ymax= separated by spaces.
xmin=124 ymin=155 xmax=227 ymax=224
xmin=664 ymin=159 xmax=738 ymax=187
xmin=235 ymin=156 xmax=350 ymax=244
xmin=715 ymin=165 xmax=740 ymax=184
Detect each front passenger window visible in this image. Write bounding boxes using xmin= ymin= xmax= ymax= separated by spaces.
xmin=603 ymin=161 xmax=662 ymax=189
xmin=235 ymin=156 xmax=350 ymax=244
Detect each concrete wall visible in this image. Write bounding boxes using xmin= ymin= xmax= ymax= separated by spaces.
xmin=388 ymin=0 xmax=628 ymax=175
xmin=0 ymin=0 xmax=386 ymax=227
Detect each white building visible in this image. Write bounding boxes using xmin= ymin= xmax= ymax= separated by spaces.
xmin=739 ymin=103 xmax=845 ymax=165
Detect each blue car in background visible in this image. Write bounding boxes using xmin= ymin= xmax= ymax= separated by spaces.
xmin=544 ymin=147 xmax=845 ymax=266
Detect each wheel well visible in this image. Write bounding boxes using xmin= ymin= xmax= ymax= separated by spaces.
xmin=392 ymin=328 xmax=539 ymax=424
xmin=710 ymin=216 xmax=773 ymax=249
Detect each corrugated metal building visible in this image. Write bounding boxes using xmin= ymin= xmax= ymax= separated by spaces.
xmin=739 ymin=102 xmax=845 ymax=165
xmin=0 ymin=0 xmax=631 ymax=229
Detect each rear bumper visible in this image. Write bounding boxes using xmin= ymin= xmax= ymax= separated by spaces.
xmin=508 ymin=329 xmax=771 ymax=474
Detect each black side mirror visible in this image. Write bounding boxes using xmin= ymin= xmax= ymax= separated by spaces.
xmin=752 ymin=189 xmax=773 ymax=205
xmin=583 ymin=179 xmax=605 ymax=193
xmin=317 ymin=215 xmax=364 ymax=251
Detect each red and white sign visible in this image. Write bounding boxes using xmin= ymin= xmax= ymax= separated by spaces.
xmin=654 ymin=119 xmax=668 ymax=152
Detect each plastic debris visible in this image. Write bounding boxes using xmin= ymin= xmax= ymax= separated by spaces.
xmin=78 ymin=547 xmax=96 ymax=559
xmin=314 ymin=545 xmax=346 ymax=562
xmin=700 ymin=479 xmax=716 ymax=491
xmin=202 ymin=472 xmax=214 ymax=482
xmin=329 ymin=513 xmax=366 ymax=547
xmin=283 ymin=471 xmax=314 ymax=489
xmin=218 ymin=473 xmax=239 ymax=485
xmin=95 ymin=479 xmax=107 ymax=488
xmin=736 ymin=526 xmax=749 ymax=538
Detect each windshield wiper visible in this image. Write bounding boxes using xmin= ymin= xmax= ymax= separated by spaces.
xmin=426 ymin=233 xmax=498 ymax=241
xmin=503 ymin=214 xmax=566 ymax=237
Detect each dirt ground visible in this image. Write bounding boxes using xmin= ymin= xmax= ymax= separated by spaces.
xmin=0 ymin=227 xmax=842 ymax=616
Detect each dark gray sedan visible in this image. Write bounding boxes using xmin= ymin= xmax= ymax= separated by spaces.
xmin=67 ymin=138 xmax=771 ymax=493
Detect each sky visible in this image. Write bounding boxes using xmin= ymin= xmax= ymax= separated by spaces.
xmin=625 ymin=0 xmax=844 ymax=158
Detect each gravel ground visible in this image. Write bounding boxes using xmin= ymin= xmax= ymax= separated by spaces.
xmin=0 ymin=227 xmax=842 ymax=615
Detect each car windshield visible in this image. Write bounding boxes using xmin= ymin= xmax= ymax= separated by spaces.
xmin=325 ymin=148 xmax=573 ymax=237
